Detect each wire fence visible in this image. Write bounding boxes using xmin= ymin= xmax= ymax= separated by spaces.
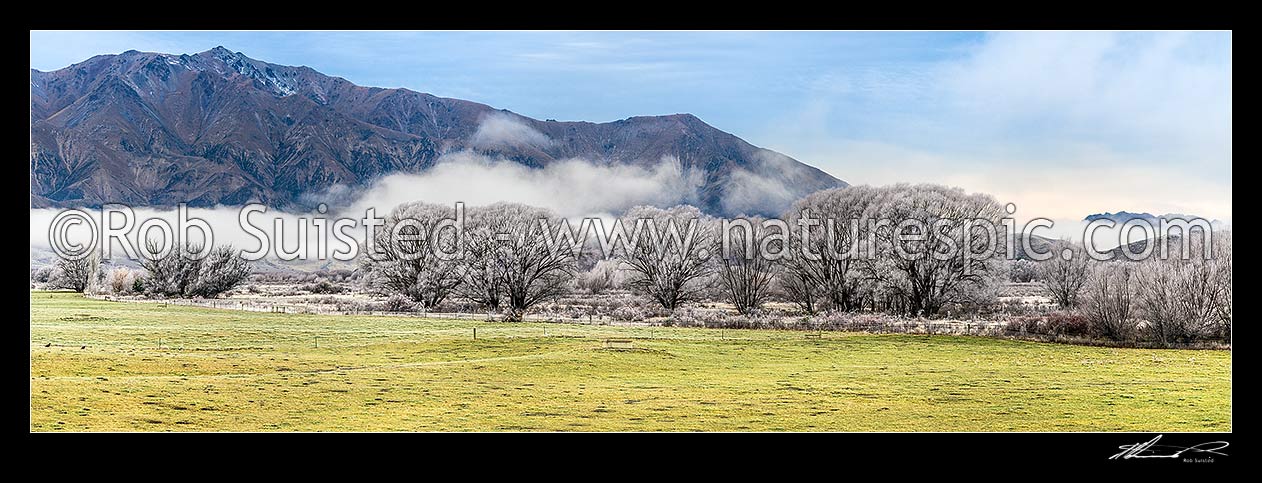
xmin=87 ymin=294 xmax=628 ymax=323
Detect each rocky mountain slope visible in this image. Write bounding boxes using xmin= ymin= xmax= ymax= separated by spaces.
xmin=31 ymin=47 xmax=846 ymax=216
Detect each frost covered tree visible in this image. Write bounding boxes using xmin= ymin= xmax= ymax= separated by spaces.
xmin=715 ymin=218 xmax=780 ymax=315
xmin=575 ymin=258 xmax=623 ymax=295
xmin=864 ymin=184 xmax=1007 ymax=316
xmin=1008 ymin=258 xmax=1040 ymax=283
xmin=187 ymin=245 xmax=252 ymax=298
xmin=457 ymin=234 xmax=504 ymax=311
xmin=460 ymin=203 xmax=576 ymax=321
xmin=1038 ymin=240 xmax=1093 ymax=308
xmin=776 ymin=270 xmax=818 ymax=314
xmin=362 ymin=202 xmax=464 ymax=309
xmin=1082 ymin=262 xmax=1136 ymax=341
xmin=140 ymin=241 xmax=250 ymax=298
xmin=781 ymin=185 xmax=881 ymax=312
xmin=52 ymin=251 xmax=101 ymax=293
xmin=1133 ymin=230 xmax=1232 ymax=344
xmin=140 ymin=240 xmax=203 ymax=297
xmin=618 ymin=205 xmax=717 ymax=311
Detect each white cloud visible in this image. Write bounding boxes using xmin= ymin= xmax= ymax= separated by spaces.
xmin=789 ymin=140 xmax=1232 ymax=233
xmin=468 ymin=112 xmax=554 ymax=150
xmin=345 ymin=151 xmax=704 ymax=219
xmin=722 ymin=169 xmax=795 ymax=217
xmin=768 ymin=31 xmax=1231 ymax=224
xmin=943 ymin=31 xmax=1231 ymax=165
xmin=30 ymin=151 xmax=714 ymax=267
xmin=721 ymin=149 xmax=829 ymax=216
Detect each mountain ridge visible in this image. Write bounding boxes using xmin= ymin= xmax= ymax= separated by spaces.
xmin=31 ymin=47 xmax=846 ymax=216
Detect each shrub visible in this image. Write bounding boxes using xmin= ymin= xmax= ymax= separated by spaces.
xmin=107 ymin=267 xmax=141 ymax=295
xmin=380 ymin=294 xmax=415 ymax=312
xmin=302 ymin=280 xmax=345 ymax=294
xmin=610 ymin=304 xmax=649 ymax=322
xmin=1004 ymin=316 xmax=1042 ymax=335
xmin=1043 ymin=312 xmax=1090 ymax=337
xmin=1006 ymin=312 xmax=1090 ymax=338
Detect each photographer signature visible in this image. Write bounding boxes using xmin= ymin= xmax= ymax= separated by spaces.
xmin=1110 ymin=435 xmax=1229 ymax=460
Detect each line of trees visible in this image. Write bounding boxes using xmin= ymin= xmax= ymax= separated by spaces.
xmin=363 ymin=184 xmax=1014 ymax=320
xmin=361 ymin=202 xmax=575 ymax=321
xmin=34 ymin=184 xmax=1229 ymax=348
xmin=777 ymin=184 xmax=1007 ymax=316
xmin=1038 ymin=231 xmax=1232 ymax=345
xmin=46 ymin=242 xmax=251 ymax=298
xmin=39 ymin=184 xmax=1229 ymax=344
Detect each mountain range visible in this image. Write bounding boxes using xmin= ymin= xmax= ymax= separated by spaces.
xmin=30 ymin=47 xmax=846 ymax=216
xmin=1083 ymin=211 xmax=1226 ymax=228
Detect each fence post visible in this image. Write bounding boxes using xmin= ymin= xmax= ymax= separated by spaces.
xmin=473 ymin=328 xmax=477 ymax=341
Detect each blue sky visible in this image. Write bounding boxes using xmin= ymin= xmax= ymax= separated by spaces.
xmin=30 ymin=31 xmax=1232 ymax=225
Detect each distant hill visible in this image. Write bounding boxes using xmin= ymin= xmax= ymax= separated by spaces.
xmin=1011 ymin=233 xmax=1057 ymax=261
xmin=1083 ymin=211 xmax=1226 ymax=229
xmin=1105 ymin=228 xmax=1228 ymax=260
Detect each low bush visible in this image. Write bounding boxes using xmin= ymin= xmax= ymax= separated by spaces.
xmin=301 ymin=280 xmax=345 ymax=294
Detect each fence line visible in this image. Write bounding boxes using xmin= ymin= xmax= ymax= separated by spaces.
xmin=80 ymin=295 xmax=1228 ymax=350
xmin=85 ymin=294 xmax=629 ymax=324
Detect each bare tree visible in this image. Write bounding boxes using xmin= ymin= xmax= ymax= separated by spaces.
xmin=715 ymin=218 xmax=778 ymax=315
xmin=187 ymin=245 xmax=252 ymax=298
xmin=1039 ymin=240 xmax=1093 ymax=308
xmin=1134 ymin=231 xmax=1232 ymax=345
xmin=362 ymin=202 xmax=464 ymax=309
xmin=52 ymin=251 xmax=101 ymax=293
xmin=782 ymin=186 xmax=880 ymax=312
xmin=866 ymin=184 xmax=1007 ymax=316
xmin=777 ymin=270 xmax=819 ymax=314
xmin=140 ymin=239 xmax=201 ymax=296
xmin=140 ymin=241 xmax=250 ymax=298
xmin=1082 ymin=262 xmax=1135 ymax=341
xmin=618 ymin=205 xmax=716 ymax=311
xmin=456 ymin=224 xmax=504 ymax=311
xmin=462 ymin=203 xmax=576 ymax=321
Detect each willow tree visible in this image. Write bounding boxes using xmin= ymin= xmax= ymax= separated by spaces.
xmin=781 ymin=185 xmax=882 ymax=313
xmin=462 ymin=202 xmax=576 ymax=321
xmin=618 ymin=205 xmax=717 ymax=311
xmin=715 ymin=217 xmax=781 ymax=315
xmin=865 ymin=184 xmax=1007 ymax=316
xmin=362 ymin=202 xmax=464 ymax=309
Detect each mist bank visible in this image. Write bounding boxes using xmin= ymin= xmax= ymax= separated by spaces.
xmin=32 ymin=166 xmax=1226 ymax=270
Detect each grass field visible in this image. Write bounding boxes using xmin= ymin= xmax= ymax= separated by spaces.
xmin=30 ymin=291 xmax=1230 ymax=431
